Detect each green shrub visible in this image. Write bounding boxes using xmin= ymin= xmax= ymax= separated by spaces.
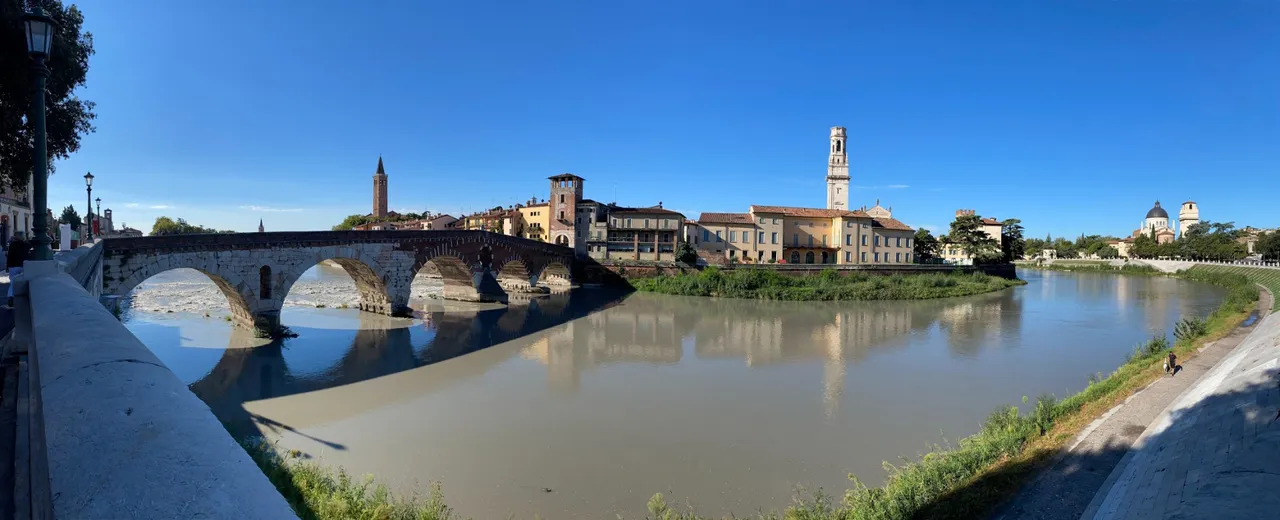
xmin=1174 ymin=317 xmax=1207 ymax=342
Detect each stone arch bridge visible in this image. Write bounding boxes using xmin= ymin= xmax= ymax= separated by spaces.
xmin=102 ymin=231 xmax=576 ymax=334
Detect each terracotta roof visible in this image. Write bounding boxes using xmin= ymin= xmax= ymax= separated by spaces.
xmin=980 ymin=218 xmax=1001 ymax=226
xmin=698 ymin=212 xmax=753 ymax=224
xmin=748 ymin=205 xmax=870 ymax=218
xmin=871 ymin=217 xmax=914 ymax=231
xmin=611 ymin=205 xmax=685 ymax=216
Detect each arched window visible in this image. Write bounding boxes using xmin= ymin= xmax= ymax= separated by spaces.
xmin=789 ymin=251 xmax=800 ymax=264
xmin=805 ymin=252 xmax=815 ymax=264
xmin=259 ymin=266 xmax=272 ymax=300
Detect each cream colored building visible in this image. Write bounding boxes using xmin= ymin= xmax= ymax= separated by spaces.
xmin=693 ymin=205 xmax=914 ymax=265
xmin=516 ymin=201 xmax=550 ymax=242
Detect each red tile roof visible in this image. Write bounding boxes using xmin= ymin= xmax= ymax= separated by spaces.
xmin=697 ymin=212 xmax=753 ymax=224
xmin=611 ymin=205 xmax=685 ymax=216
xmin=748 ymin=205 xmax=871 ymax=218
xmin=872 ymin=217 xmax=914 ymax=231
xmin=980 ymin=218 xmax=1001 ymax=226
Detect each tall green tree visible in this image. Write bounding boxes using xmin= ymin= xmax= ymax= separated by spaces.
xmin=1000 ymin=218 xmax=1025 ymax=262
xmin=675 ymin=241 xmax=698 ymax=265
xmin=150 ymin=216 xmax=231 ymax=236
xmin=59 ymin=204 xmax=79 ymax=230
xmin=912 ymin=228 xmax=940 ymax=263
xmin=1 ymin=1 xmax=96 ymax=189
xmin=948 ymin=214 xmax=1000 ymax=263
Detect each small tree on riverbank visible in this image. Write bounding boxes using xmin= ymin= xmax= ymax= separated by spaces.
xmin=675 ymin=241 xmax=698 ymax=265
xmin=949 ymin=214 xmax=1000 ymax=263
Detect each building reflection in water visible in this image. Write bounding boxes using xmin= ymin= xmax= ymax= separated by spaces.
xmin=519 ymin=290 xmax=1021 ymax=419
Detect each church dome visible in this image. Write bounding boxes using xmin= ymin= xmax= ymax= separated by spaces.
xmin=1145 ymin=201 xmax=1168 ymax=219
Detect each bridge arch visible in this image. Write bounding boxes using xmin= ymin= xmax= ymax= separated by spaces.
xmin=112 ymin=266 xmax=258 ymax=328
xmin=277 ymin=255 xmax=399 ymax=316
xmin=533 ymin=261 xmax=573 ymax=289
xmin=413 ymin=254 xmax=489 ymax=303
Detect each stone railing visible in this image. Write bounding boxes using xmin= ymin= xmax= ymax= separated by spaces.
xmin=8 ymin=250 xmax=297 ymax=518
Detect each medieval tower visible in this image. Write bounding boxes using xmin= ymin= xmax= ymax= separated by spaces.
xmin=1178 ymin=200 xmax=1200 ymax=236
xmin=548 ymin=173 xmax=584 ymax=248
xmin=826 ymin=126 xmax=850 ymax=211
xmin=372 ymin=156 xmax=388 ymax=218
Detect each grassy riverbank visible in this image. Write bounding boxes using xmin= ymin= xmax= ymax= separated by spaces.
xmin=631 ymin=267 xmax=1025 ymax=300
xmin=239 ymin=267 xmax=1267 ymax=520
xmin=1024 ymin=261 xmax=1159 ymax=274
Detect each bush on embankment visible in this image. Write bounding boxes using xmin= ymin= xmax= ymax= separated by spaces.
xmin=1027 ymin=261 xmax=1158 ymax=274
xmin=242 ymin=440 xmax=459 ymax=520
xmin=631 ymin=267 xmax=1025 ymax=301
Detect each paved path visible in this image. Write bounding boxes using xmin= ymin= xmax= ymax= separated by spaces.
xmin=1080 ymin=306 xmax=1280 ymax=520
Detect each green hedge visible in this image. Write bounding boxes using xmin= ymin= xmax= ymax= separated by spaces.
xmin=631 ymin=267 xmax=1025 ymax=301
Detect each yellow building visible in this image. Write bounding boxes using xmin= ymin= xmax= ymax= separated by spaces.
xmin=517 ymin=202 xmax=550 ymax=242
xmin=941 ymin=210 xmax=1004 ymax=265
xmin=692 ymin=205 xmax=914 ymax=265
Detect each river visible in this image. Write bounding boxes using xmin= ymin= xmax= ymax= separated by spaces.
xmin=121 ymin=266 xmax=1225 ymax=519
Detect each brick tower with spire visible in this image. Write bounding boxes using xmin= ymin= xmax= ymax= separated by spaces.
xmin=373 ymin=156 xmax=388 ymax=218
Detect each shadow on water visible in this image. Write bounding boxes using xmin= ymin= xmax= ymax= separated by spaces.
xmin=195 ymin=288 xmax=632 ymax=439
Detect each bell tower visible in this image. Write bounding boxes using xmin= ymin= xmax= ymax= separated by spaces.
xmin=1178 ymin=200 xmax=1200 ymax=236
xmin=372 ymin=156 xmax=388 ymax=218
xmin=826 ymin=126 xmax=850 ymax=211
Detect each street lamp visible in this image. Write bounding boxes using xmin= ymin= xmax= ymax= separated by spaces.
xmin=96 ymin=196 xmax=102 ymax=237
xmin=84 ymin=171 xmax=93 ymax=241
xmin=24 ymin=7 xmax=57 ymax=260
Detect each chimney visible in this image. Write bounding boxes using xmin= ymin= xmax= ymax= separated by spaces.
xmin=657 ymin=201 xmax=663 ymax=208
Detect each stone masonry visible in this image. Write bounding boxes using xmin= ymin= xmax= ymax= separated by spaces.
xmin=101 ymin=231 xmax=575 ymax=335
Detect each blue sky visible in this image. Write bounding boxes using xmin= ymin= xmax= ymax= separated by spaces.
xmin=50 ymin=0 xmax=1278 ymax=237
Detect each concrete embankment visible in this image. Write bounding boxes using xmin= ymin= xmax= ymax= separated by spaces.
xmin=996 ymin=286 xmax=1276 ymax=520
xmin=18 ymin=250 xmax=297 ymax=518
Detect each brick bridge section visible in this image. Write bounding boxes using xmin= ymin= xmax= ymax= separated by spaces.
xmin=101 ymin=231 xmax=576 ymax=334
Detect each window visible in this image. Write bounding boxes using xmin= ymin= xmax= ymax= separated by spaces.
xmin=862 ymin=235 xmax=867 ymax=246
xmin=861 ymin=252 xmax=867 ymax=262
xmin=896 ymin=237 xmax=901 ymax=247
xmin=644 ymin=219 xmax=649 ymax=228
xmin=758 ymin=251 xmax=764 ymax=261
xmin=703 ymin=229 xmax=710 ymax=242
xmin=875 ymin=236 xmax=881 ymax=246
xmin=805 ymin=251 xmax=815 ymax=264
xmin=790 ymin=251 xmax=800 ymax=264
xmin=845 ymin=234 xmax=851 ymax=246
xmin=559 ymin=211 xmax=564 ymax=220
xmin=896 ymin=253 xmax=901 ymax=263
xmin=743 ymin=232 xmax=750 ymax=244
xmin=773 ymin=218 xmax=779 ymax=225
xmin=758 ymin=231 xmax=765 ymax=243
xmin=874 ymin=252 xmax=880 ymax=263
xmin=906 ymin=238 xmax=912 ymax=248
xmin=822 ymin=235 xmax=827 ymax=246
xmin=259 ymin=266 xmax=272 ymax=299
xmin=771 ymin=232 xmax=778 ymax=244
xmin=716 ymin=230 xmax=723 ymax=242
xmin=729 ymin=231 xmax=736 ymax=243
xmin=759 ymin=217 xmax=765 ymax=224
xmin=907 ymin=253 xmax=912 ymax=263
xmin=627 ymin=218 xmax=633 ymax=227
xmin=845 ymin=251 xmax=852 ymax=262
xmin=771 ymin=251 xmax=777 ymax=261
xmin=808 ymin=236 xmax=814 ymax=247
xmin=793 ymin=233 xmax=799 ymax=246
xmin=730 ymin=250 xmax=736 ymax=258
xmin=559 ymin=194 xmax=564 ymax=203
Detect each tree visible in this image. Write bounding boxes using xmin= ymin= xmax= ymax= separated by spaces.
xmin=1000 ymin=218 xmax=1025 ymax=262
xmin=948 ymin=214 xmax=1000 ymax=263
xmin=1131 ymin=234 xmax=1158 ymax=259
xmin=59 ymin=204 xmax=80 ymax=230
xmin=150 ymin=216 xmax=232 ymax=236
xmin=1 ymin=1 xmax=97 ymax=190
xmin=913 ymin=228 xmax=940 ymax=263
xmin=333 ymin=214 xmax=374 ymax=231
xmin=675 ymin=241 xmax=698 ymax=265
xmin=1098 ymin=246 xmax=1120 ymax=259
xmin=1255 ymin=232 xmax=1280 ymax=261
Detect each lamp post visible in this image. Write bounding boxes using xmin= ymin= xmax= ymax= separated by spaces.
xmin=95 ymin=197 xmax=101 ymax=236
xmin=83 ymin=171 xmax=93 ymax=241
xmin=24 ymin=7 xmax=57 ymax=260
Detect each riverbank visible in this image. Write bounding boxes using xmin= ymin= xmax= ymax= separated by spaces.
xmin=630 ymin=267 xmax=1025 ymax=301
